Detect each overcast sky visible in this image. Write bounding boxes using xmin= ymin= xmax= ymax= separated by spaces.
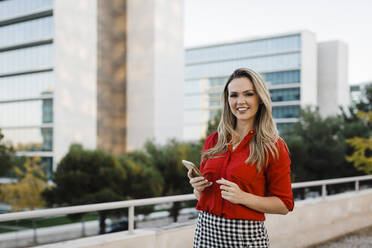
xmin=184 ymin=0 xmax=372 ymax=84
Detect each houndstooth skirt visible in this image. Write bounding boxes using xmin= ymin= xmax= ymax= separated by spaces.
xmin=194 ymin=211 xmax=269 ymax=248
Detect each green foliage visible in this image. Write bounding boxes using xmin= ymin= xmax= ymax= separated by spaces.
xmin=346 ymin=136 xmax=372 ymax=174
xmin=117 ymin=151 xmax=164 ymax=215
xmin=346 ymin=110 xmax=372 ymax=174
xmin=0 ymin=129 xmax=15 ymax=177
xmin=144 ymin=139 xmax=202 ymax=221
xmin=283 ymin=107 xmax=368 ymax=182
xmin=42 ymin=144 xmax=127 ymax=234
xmin=118 ymin=151 xmax=163 ymax=198
xmin=0 ymin=157 xmax=48 ymax=211
xmin=144 ymin=139 xmax=202 ymax=196
xmin=43 ymin=144 xmax=126 ymax=206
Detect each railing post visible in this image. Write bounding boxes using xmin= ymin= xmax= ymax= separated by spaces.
xmin=128 ymin=206 xmax=134 ymax=234
xmin=322 ymin=184 xmax=327 ymax=200
xmin=32 ymin=219 xmax=37 ymax=244
xmin=355 ymin=180 xmax=359 ymax=192
xmin=81 ymin=215 xmax=86 ymax=237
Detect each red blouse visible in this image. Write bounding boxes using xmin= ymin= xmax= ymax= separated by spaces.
xmin=196 ymin=130 xmax=294 ymax=221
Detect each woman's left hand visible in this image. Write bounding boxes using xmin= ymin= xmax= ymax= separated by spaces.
xmin=216 ymin=178 xmax=247 ymax=205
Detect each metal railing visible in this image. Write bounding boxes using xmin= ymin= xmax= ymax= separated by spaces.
xmin=291 ymin=175 xmax=372 ymax=200
xmin=1 ymin=174 xmax=372 ymax=241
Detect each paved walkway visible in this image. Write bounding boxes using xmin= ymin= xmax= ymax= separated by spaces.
xmin=311 ymin=225 xmax=372 ymax=248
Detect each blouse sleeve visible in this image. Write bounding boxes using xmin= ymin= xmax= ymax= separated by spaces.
xmin=265 ymin=137 xmax=294 ymax=211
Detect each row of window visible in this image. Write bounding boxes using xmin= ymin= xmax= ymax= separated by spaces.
xmin=0 ymin=16 xmax=53 ymax=48
xmin=0 ymin=43 xmax=53 ymax=75
xmin=270 ymin=88 xmax=300 ymax=102
xmin=185 ymin=88 xmax=300 ymax=111
xmin=185 ymin=70 xmax=300 ymax=96
xmin=185 ymin=104 xmax=300 ymax=120
xmin=0 ymin=71 xmax=54 ymax=100
xmin=263 ymin=70 xmax=300 ymax=85
xmin=186 ymin=35 xmax=301 ymax=64
xmin=272 ymin=105 xmax=299 ymax=119
xmin=0 ymin=99 xmax=53 ymax=127
xmin=185 ymin=52 xmax=301 ymax=80
xmin=0 ymin=0 xmax=53 ymax=22
xmin=1 ymin=127 xmax=53 ymax=151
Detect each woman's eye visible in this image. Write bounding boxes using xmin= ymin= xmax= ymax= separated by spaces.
xmin=230 ymin=94 xmax=237 ymax=97
xmin=245 ymin=93 xmax=254 ymax=96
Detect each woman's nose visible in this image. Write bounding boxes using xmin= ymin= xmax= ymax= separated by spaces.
xmin=237 ymin=96 xmax=246 ymax=104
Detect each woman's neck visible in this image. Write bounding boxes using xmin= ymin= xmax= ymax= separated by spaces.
xmin=234 ymin=120 xmax=255 ymax=140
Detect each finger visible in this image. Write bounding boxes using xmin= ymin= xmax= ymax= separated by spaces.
xmin=190 ymin=177 xmax=207 ymax=184
xmin=216 ymin=178 xmax=236 ymax=187
xmin=193 ymin=180 xmax=211 ymax=188
xmin=219 ymin=185 xmax=229 ymax=191
xmin=196 ymin=182 xmax=213 ymax=192
xmin=187 ymin=169 xmax=193 ymax=179
xmin=216 ymin=178 xmax=231 ymax=185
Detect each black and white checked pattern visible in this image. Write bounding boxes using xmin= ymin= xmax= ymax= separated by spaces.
xmin=194 ymin=211 xmax=269 ymax=248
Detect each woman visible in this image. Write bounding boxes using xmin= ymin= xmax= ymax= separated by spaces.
xmin=188 ymin=68 xmax=294 ymax=248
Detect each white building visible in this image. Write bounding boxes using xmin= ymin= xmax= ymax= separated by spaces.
xmin=184 ymin=30 xmax=349 ymax=140
xmin=0 ymin=0 xmax=184 ymax=175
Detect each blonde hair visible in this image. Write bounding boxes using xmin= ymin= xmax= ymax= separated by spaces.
xmin=202 ymin=68 xmax=279 ymax=172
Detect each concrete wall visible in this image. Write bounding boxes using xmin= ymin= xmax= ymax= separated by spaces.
xmin=153 ymin=0 xmax=184 ymax=144
xmin=53 ymin=0 xmax=97 ymax=169
xmin=317 ymin=41 xmax=349 ymax=117
xmin=126 ymin=0 xmax=184 ymax=150
xmin=33 ymin=189 xmax=372 ymax=248
xmin=300 ymin=30 xmax=317 ymax=108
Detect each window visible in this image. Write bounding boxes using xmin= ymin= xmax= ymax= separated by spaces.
xmin=0 ymin=16 xmax=53 ymax=48
xmin=270 ymin=88 xmax=300 ymax=102
xmin=0 ymin=99 xmax=53 ymax=127
xmin=0 ymin=71 xmax=54 ymax=100
xmin=0 ymin=44 xmax=54 ymax=75
xmin=1 ymin=127 xmax=53 ymax=151
xmin=0 ymin=0 xmax=53 ymax=22
xmin=263 ymin=70 xmax=300 ymax=85
xmin=272 ymin=105 xmax=299 ymax=118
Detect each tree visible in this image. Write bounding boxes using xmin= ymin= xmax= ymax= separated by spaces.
xmin=42 ymin=144 xmax=126 ymax=234
xmin=346 ymin=111 xmax=372 ymax=174
xmin=117 ymin=151 xmax=164 ymax=215
xmin=0 ymin=157 xmax=48 ymax=211
xmin=0 ymin=129 xmax=15 ymax=177
xmin=144 ymin=139 xmax=202 ymax=221
xmin=283 ymin=107 xmax=368 ymax=183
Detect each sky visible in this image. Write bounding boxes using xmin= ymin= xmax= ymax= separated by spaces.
xmin=184 ymin=0 xmax=372 ymax=85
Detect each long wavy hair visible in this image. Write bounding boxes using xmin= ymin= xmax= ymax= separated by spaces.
xmin=202 ymin=68 xmax=280 ymax=172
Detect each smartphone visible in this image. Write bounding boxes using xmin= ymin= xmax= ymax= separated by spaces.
xmin=182 ymin=160 xmax=203 ymax=177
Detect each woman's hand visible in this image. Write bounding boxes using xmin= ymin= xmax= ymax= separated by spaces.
xmin=216 ymin=178 xmax=247 ymax=205
xmin=187 ymin=169 xmax=212 ymax=193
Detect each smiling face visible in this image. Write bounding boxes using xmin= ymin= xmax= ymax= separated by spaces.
xmin=227 ymin=77 xmax=260 ymax=126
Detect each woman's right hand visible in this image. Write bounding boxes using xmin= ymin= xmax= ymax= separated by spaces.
xmin=188 ymin=169 xmax=213 ymax=192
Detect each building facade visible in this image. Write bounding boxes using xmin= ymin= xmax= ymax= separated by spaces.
xmin=184 ymin=31 xmax=349 ymax=141
xmin=0 ymin=0 xmax=184 ymax=175
xmin=184 ymin=31 xmax=317 ymax=140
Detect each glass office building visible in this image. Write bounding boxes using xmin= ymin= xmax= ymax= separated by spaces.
xmin=0 ymin=0 xmax=185 ymax=176
xmin=0 ymin=0 xmax=54 ymax=178
xmin=184 ymin=31 xmax=318 ymax=140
